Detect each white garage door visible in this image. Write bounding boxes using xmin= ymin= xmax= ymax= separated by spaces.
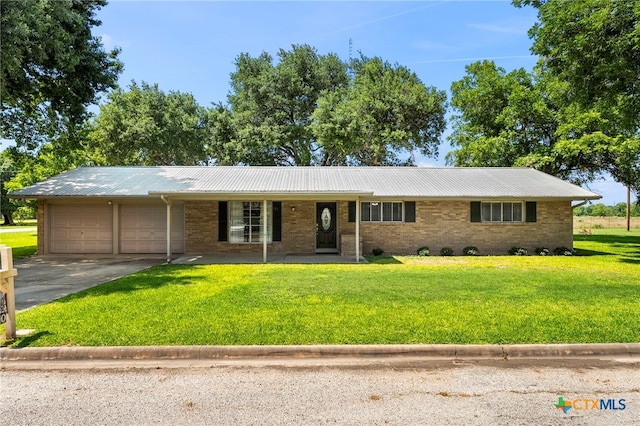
xmin=49 ymin=204 xmax=113 ymax=254
xmin=119 ymin=204 xmax=184 ymax=254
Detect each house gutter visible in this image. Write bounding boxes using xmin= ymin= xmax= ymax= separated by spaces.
xmin=571 ymin=200 xmax=590 ymax=210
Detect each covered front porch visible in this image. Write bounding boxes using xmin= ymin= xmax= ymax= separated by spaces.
xmin=156 ymin=193 xmax=372 ymax=264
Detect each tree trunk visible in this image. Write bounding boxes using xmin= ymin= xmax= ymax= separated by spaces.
xmin=3 ymin=212 xmax=15 ymax=226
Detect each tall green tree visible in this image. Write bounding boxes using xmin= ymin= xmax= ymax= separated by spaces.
xmin=312 ymin=57 xmax=447 ymax=165
xmin=514 ymin=0 xmax=640 ymax=194
xmin=448 ymin=60 xmax=640 ymax=192
xmin=515 ymin=0 xmax=640 ymax=133
xmin=212 ymin=45 xmax=447 ymax=166
xmin=218 ymin=44 xmax=349 ymax=166
xmin=89 ymin=82 xmax=209 ymax=165
xmin=1 ymin=0 xmax=122 ymax=151
xmin=0 ymin=153 xmax=19 ymax=225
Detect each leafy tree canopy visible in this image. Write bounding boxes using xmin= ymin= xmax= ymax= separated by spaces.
xmin=313 ymin=56 xmax=447 ymax=165
xmin=1 ymin=0 xmax=122 ymax=151
xmin=89 ymin=81 xmax=209 ymax=165
xmin=213 ymin=44 xmax=349 ymax=166
xmin=447 ymin=61 xmax=640 ymax=193
xmin=515 ymin=0 xmax=640 ymax=133
xmin=210 ymin=45 xmax=447 ymax=166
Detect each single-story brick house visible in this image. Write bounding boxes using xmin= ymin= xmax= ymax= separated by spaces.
xmin=11 ymin=166 xmax=600 ymax=261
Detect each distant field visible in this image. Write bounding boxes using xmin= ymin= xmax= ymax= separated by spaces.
xmin=574 ymin=216 xmax=640 ymax=230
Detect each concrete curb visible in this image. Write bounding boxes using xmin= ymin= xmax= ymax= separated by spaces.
xmin=2 ymin=343 xmax=639 ymax=362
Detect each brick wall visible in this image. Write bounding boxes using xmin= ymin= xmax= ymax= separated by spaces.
xmin=184 ymin=199 xmax=574 ymax=256
xmin=184 ymin=200 xmax=317 ymax=254
xmin=339 ymin=200 xmax=573 ymax=256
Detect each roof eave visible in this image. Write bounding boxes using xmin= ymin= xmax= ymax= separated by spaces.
xmin=148 ymin=191 xmax=376 ymax=201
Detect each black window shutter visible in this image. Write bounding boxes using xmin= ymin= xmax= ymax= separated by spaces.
xmin=405 ymin=201 xmax=416 ymax=222
xmin=470 ymin=201 xmax=481 ymax=222
xmin=272 ymin=201 xmax=282 ymax=242
xmin=526 ymin=201 xmax=537 ymax=222
xmin=348 ymin=201 xmax=356 ymax=222
xmin=218 ymin=201 xmax=228 ymax=241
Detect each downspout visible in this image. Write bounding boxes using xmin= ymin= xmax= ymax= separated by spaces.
xmin=161 ymin=195 xmax=172 ymax=264
xmin=571 ymin=200 xmax=589 ymax=209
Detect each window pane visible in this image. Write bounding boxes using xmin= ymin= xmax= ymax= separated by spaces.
xmin=361 ymin=202 xmax=371 ymax=221
xmin=371 ymin=202 xmax=381 ymax=221
xmin=513 ymin=203 xmax=523 ymax=222
xmin=503 ymin=203 xmax=513 ymax=222
xmin=491 ymin=203 xmax=502 ymax=222
xmin=393 ymin=202 xmax=403 ymax=221
xmin=229 ymin=201 xmax=272 ymax=243
xmin=255 ymin=202 xmax=273 ymax=243
xmin=382 ymin=202 xmax=393 ymax=221
xmin=229 ymin=201 xmax=245 ymax=243
xmin=482 ymin=203 xmax=491 ymax=222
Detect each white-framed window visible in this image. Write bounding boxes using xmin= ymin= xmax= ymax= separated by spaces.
xmin=361 ymin=201 xmax=403 ymax=222
xmin=229 ymin=201 xmax=272 ymax=243
xmin=481 ymin=202 xmax=523 ymax=223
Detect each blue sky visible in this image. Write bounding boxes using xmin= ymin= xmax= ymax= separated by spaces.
xmin=11 ymin=0 xmax=630 ymax=204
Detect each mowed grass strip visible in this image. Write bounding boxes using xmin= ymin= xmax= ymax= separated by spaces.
xmin=0 ymin=230 xmax=38 ymax=258
xmin=4 ymin=230 xmax=640 ymax=347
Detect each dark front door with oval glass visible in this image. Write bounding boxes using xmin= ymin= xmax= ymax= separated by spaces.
xmin=316 ymin=202 xmax=337 ymax=252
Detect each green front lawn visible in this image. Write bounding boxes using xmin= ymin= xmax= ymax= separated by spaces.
xmin=0 ymin=230 xmax=37 ymax=259
xmin=3 ymin=230 xmax=640 ymax=347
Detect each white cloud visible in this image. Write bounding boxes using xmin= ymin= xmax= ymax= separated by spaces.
xmin=100 ymin=34 xmax=114 ymax=49
xmin=468 ymin=16 xmax=536 ymax=36
xmin=469 ymin=23 xmax=527 ymax=35
xmin=99 ymin=33 xmax=128 ymax=51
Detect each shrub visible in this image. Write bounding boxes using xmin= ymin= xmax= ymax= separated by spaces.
xmin=554 ymin=246 xmax=573 ymax=256
xmin=463 ymin=246 xmax=479 ymax=256
xmin=509 ymin=247 xmax=528 ymax=256
xmin=535 ymin=247 xmax=549 ymax=256
xmin=440 ymin=247 xmax=454 ymax=256
xmin=417 ymin=246 xmax=430 ymax=256
xmin=372 ymin=248 xmax=384 ymax=256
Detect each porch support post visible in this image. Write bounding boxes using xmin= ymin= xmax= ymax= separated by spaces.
xmin=355 ymin=197 xmax=360 ymax=263
xmin=262 ymin=199 xmax=268 ymax=263
xmin=162 ymin=195 xmax=172 ymax=264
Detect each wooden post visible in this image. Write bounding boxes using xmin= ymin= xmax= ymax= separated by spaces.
xmin=0 ymin=245 xmax=17 ymax=340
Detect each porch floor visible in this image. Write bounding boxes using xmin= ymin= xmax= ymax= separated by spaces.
xmin=172 ymin=253 xmax=368 ymax=265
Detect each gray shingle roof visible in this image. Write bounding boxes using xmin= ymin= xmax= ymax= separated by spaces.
xmin=10 ymin=166 xmax=601 ymax=200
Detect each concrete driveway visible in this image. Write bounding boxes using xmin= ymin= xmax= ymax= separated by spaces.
xmin=13 ymin=256 xmax=165 ymax=311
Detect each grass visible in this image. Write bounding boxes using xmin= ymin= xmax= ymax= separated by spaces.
xmin=3 ymin=229 xmax=640 ymax=347
xmin=0 ymin=229 xmax=37 ymax=259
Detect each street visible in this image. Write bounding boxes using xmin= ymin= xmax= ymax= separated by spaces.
xmin=1 ymin=358 xmax=638 ymax=425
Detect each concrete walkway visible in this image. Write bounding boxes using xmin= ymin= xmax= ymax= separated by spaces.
xmin=0 ymin=226 xmax=37 ymax=234
xmin=173 ymin=253 xmax=368 ymax=264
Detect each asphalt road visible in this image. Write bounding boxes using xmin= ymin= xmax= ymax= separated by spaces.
xmin=1 ymin=358 xmax=638 ymax=425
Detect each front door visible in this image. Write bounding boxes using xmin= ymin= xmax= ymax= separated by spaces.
xmin=316 ymin=202 xmax=337 ymax=252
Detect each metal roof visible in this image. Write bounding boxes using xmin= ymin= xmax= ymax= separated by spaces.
xmin=10 ymin=166 xmax=601 ymax=200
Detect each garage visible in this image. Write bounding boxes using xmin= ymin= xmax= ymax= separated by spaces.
xmin=119 ymin=204 xmax=184 ymax=254
xmin=49 ymin=204 xmax=113 ymax=254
